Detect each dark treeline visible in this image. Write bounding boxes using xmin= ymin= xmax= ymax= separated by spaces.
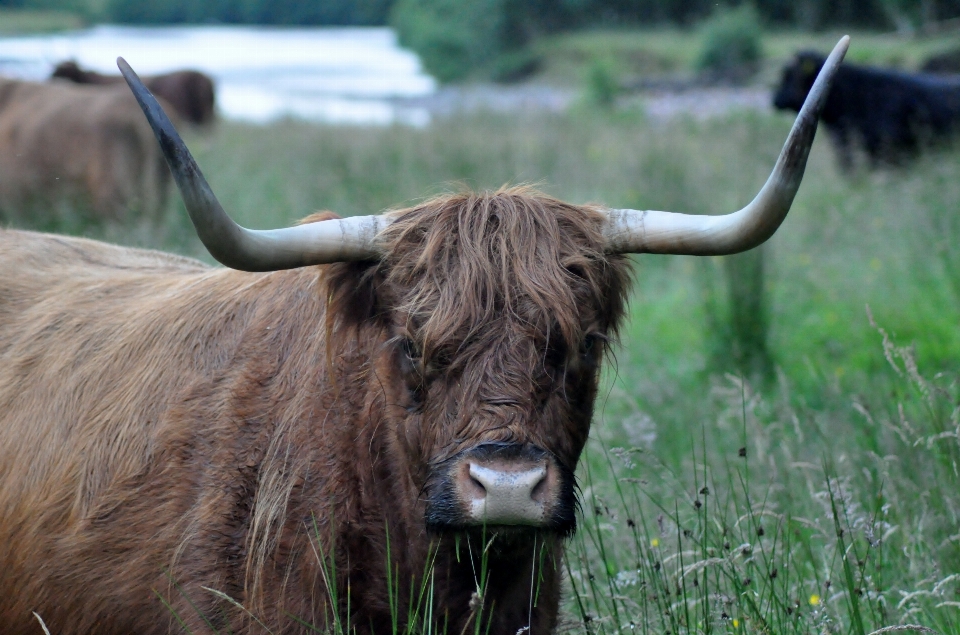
xmin=0 ymin=0 xmax=394 ymax=24
xmin=394 ymin=0 xmax=960 ymax=80
xmin=595 ymin=0 xmax=960 ymax=29
xmin=4 ymin=0 xmax=960 ymax=82
xmin=3 ymin=0 xmax=960 ymax=30
xmin=394 ymin=0 xmax=960 ymax=32
xmin=104 ymin=0 xmax=394 ymax=25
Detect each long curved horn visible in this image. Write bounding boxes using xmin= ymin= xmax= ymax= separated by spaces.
xmin=603 ymin=35 xmax=849 ymax=255
xmin=118 ymin=57 xmax=389 ymax=272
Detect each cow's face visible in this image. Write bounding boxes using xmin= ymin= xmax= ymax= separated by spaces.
xmin=774 ymin=52 xmax=825 ymax=113
xmin=327 ymin=190 xmax=630 ymax=538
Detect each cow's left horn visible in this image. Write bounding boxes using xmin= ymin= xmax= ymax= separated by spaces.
xmin=118 ymin=57 xmax=389 ymax=271
xmin=602 ymin=35 xmax=849 ymax=255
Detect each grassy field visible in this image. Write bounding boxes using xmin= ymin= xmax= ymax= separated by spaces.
xmin=532 ymin=28 xmax=960 ymax=88
xmin=0 ymin=8 xmax=86 ymax=34
xmin=7 ymin=104 xmax=960 ymax=633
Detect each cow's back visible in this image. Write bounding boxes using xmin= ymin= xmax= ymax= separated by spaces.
xmin=148 ymin=71 xmax=216 ymax=126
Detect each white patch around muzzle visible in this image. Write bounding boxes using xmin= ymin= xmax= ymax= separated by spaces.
xmin=465 ymin=462 xmax=548 ymax=525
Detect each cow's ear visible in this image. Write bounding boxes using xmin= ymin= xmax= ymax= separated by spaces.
xmin=323 ymin=260 xmax=385 ymax=331
xmin=307 ymin=210 xmax=386 ymax=329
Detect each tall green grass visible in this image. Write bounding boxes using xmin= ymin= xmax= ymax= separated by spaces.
xmin=574 ymin=325 xmax=959 ymax=633
xmin=11 ymin=107 xmax=960 ymax=632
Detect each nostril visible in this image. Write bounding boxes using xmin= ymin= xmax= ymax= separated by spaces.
xmin=469 ymin=474 xmax=487 ymax=495
xmin=467 ymin=463 xmax=489 ymax=491
xmin=529 ymin=468 xmax=548 ymax=502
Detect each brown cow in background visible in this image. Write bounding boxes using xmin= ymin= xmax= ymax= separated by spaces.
xmin=52 ymin=60 xmax=216 ymax=127
xmin=0 ymin=77 xmax=172 ymax=224
xmin=0 ymin=39 xmax=848 ymax=635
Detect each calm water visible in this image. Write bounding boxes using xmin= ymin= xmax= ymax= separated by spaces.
xmin=0 ymin=25 xmax=436 ymax=125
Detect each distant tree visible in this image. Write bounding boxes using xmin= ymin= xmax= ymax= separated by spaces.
xmin=391 ymin=0 xmax=506 ymax=81
xmin=700 ymin=247 xmax=774 ymax=387
xmin=696 ymin=5 xmax=763 ymax=84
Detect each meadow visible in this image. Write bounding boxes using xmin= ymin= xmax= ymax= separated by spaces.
xmin=533 ymin=27 xmax=960 ymax=85
xmin=0 ymin=8 xmax=86 ymax=34
xmin=10 ymin=102 xmax=960 ymax=633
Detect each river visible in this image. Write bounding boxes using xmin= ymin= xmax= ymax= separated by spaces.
xmin=0 ymin=25 xmax=437 ymax=125
xmin=0 ymin=25 xmax=776 ymax=126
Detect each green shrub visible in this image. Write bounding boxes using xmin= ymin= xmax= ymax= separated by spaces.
xmin=391 ymin=0 xmax=505 ymax=83
xmin=490 ymin=48 xmax=541 ymax=83
xmin=582 ymin=55 xmax=620 ymax=108
xmin=695 ymin=4 xmax=763 ymax=83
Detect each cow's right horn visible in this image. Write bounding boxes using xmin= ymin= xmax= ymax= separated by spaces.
xmin=118 ymin=57 xmax=389 ymax=272
xmin=602 ymin=35 xmax=849 ymax=256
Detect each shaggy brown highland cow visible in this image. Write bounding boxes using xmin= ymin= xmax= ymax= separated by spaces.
xmin=0 ymin=38 xmax=849 ymax=635
xmin=52 ymin=60 xmax=216 ymax=127
xmin=0 ymin=77 xmax=173 ymax=223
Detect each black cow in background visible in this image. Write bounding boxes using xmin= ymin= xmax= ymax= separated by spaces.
xmin=774 ymin=50 xmax=960 ymax=170
xmin=922 ymin=48 xmax=960 ymax=75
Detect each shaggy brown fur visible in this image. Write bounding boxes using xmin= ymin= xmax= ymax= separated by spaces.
xmin=0 ymin=187 xmax=631 ymax=634
xmin=0 ymin=77 xmax=173 ymax=224
xmin=52 ymin=61 xmax=216 ymax=127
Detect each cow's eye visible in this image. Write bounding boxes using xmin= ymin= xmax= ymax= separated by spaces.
xmin=408 ymin=382 xmax=426 ymax=409
xmin=582 ymin=333 xmax=605 ymax=362
xmin=545 ymin=337 xmax=568 ymax=368
xmin=397 ymin=337 xmax=425 ymax=409
xmin=400 ymin=337 xmax=421 ymax=362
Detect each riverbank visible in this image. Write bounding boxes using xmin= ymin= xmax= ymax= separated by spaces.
xmin=0 ymin=8 xmax=85 ymax=34
xmin=4 ymin=25 xmax=960 ymax=126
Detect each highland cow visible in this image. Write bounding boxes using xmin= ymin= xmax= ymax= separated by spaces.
xmin=52 ymin=60 xmax=216 ymax=127
xmin=0 ymin=77 xmax=172 ymax=224
xmin=774 ymin=50 xmax=960 ymax=169
xmin=0 ymin=38 xmax=849 ymax=635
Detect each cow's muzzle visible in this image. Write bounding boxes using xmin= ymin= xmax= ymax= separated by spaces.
xmin=424 ymin=443 xmax=577 ymax=536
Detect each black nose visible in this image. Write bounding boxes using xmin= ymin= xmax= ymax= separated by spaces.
xmin=424 ymin=443 xmax=577 ymax=536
